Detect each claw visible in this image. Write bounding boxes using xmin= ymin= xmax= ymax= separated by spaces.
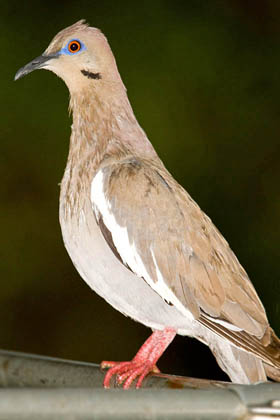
xmin=100 ymin=360 xmax=119 ymax=370
xmin=117 ymin=371 xmax=131 ymax=384
xmin=103 ymin=360 xmax=153 ymax=389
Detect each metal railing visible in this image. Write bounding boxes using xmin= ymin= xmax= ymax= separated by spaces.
xmin=0 ymin=349 xmax=279 ymax=419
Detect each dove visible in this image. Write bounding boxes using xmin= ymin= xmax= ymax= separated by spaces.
xmin=15 ymin=20 xmax=280 ymax=389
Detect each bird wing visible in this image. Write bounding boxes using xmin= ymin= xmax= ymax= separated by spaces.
xmin=91 ymin=156 xmax=280 ymax=367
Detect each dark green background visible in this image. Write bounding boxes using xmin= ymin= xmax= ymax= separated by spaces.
xmin=1 ymin=1 xmax=280 ymax=381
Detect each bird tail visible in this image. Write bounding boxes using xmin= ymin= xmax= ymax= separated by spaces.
xmin=264 ymin=363 xmax=280 ymax=381
xmin=262 ymin=328 xmax=280 ymax=382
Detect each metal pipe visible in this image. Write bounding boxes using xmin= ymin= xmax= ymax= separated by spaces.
xmin=0 ymin=349 xmax=229 ymax=389
xmin=0 ymin=350 xmax=279 ymax=419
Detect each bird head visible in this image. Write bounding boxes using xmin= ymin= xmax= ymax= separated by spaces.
xmin=15 ymin=20 xmax=122 ymax=94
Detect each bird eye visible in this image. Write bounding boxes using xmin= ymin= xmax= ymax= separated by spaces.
xmin=68 ymin=40 xmax=81 ymax=53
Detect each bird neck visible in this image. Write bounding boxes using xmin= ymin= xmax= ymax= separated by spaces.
xmin=67 ymin=85 xmax=157 ymax=172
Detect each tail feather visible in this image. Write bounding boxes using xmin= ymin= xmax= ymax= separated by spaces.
xmin=230 ymin=346 xmax=267 ymax=383
xmin=208 ymin=335 xmax=267 ymax=383
xmin=264 ymin=363 xmax=280 ymax=381
xmin=263 ymin=329 xmax=280 ymax=382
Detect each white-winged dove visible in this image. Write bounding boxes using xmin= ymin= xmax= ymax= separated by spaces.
xmin=15 ymin=20 xmax=280 ymax=389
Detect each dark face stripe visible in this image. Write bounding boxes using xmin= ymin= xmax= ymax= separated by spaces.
xmin=81 ymin=69 xmax=102 ymax=80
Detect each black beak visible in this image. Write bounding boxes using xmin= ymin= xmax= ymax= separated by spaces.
xmin=14 ymin=53 xmax=59 ymax=81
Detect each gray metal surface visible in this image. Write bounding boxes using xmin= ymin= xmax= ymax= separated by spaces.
xmin=0 ymin=349 xmax=230 ymax=389
xmin=0 ymin=388 xmax=245 ymax=420
xmin=0 ymin=350 xmax=280 ymax=419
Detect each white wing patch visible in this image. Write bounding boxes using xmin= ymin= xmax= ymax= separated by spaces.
xmin=91 ymin=169 xmax=195 ymax=322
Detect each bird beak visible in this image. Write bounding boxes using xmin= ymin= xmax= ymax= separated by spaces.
xmin=14 ymin=53 xmax=59 ymax=81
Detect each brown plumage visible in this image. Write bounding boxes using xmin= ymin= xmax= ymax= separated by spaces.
xmin=15 ymin=20 xmax=280 ymax=387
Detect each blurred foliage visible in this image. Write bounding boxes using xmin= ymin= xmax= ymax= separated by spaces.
xmin=1 ymin=0 xmax=280 ymax=381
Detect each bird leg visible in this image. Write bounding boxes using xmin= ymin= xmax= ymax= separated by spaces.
xmin=101 ymin=327 xmax=176 ymax=389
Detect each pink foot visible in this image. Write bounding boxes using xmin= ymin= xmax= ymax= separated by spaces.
xmin=101 ymin=327 xmax=176 ymax=389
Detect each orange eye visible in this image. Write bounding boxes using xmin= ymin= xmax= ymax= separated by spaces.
xmin=68 ymin=40 xmax=81 ymax=53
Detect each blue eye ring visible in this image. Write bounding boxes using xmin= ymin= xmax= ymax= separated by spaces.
xmin=61 ymin=39 xmax=86 ymax=55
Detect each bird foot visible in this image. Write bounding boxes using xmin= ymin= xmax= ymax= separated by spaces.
xmin=101 ymin=360 xmax=160 ymax=389
xmin=101 ymin=327 xmax=176 ymax=389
